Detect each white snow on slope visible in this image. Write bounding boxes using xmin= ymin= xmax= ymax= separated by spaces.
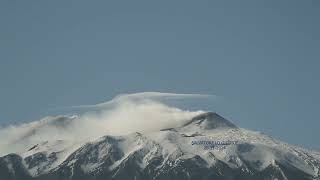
xmin=0 ymin=92 xmax=207 ymax=156
xmin=0 ymin=92 xmax=319 ymax=178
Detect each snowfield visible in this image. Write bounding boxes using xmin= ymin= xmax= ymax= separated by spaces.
xmin=0 ymin=111 xmax=319 ymax=180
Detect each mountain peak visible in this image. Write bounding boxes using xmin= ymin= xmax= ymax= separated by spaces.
xmin=1 ymin=111 xmax=320 ymax=180
xmin=181 ymin=112 xmax=237 ymax=130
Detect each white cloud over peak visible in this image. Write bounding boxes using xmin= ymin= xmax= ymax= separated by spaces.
xmin=0 ymin=92 xmax=211 ymax=156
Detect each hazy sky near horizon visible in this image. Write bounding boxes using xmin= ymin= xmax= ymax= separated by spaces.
xmin=0 ymin=1 xmax=319 ymax=149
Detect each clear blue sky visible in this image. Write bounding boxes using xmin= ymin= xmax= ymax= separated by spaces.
xmin=0 ymin=1 xmax=319 ymax=149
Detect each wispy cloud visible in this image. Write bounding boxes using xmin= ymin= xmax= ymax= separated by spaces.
xmin=0 ymin=92 xmax=213 ymax=156
xmin=64 ymin=92 xmax=214 ymax=110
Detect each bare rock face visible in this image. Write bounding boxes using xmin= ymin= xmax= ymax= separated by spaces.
xmin=0 ymin=154 xmax=32 ymax=180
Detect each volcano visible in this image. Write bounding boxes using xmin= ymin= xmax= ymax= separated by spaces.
xmin=0 ymin=112 xmax=319 ymax=180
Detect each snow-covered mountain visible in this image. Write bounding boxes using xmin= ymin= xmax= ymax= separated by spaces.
xmin=0 ymin=112 xmax=319 ymax=180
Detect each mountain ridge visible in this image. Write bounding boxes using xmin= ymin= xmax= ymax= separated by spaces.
xmin=0 ymin=112 xmax=319 ymax=180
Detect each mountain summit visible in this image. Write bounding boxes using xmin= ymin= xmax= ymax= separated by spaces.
xmin=0 ymin=112 xmax=319 ymax=180
xmin=182 ymin=112 xmax=237 ymax=129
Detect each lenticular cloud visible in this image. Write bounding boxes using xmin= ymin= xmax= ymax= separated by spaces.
xmin=0 ymin=92 xmax=211 ymax=156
